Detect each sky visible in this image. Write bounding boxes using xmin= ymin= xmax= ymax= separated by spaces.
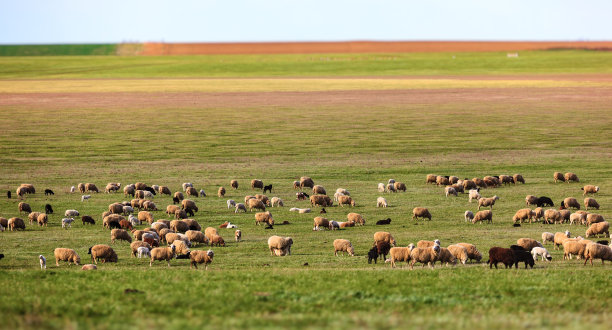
xmin=0 ymin=0 xmax=610 ymax=44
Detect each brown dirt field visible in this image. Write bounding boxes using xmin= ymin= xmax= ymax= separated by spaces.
xmin=136 ymin=41 xmax=612 ymax=56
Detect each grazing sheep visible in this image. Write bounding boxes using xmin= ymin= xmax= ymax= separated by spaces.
xmin=410 ymin=245 xmax=441 ymax=269
xmin=457 ymin=243 xmax=482 ymax=263
xmin=122 ymin=205 xmax=134 ymax=215
xmin=37 ymin=213 xmax=48 ymax=227
xmin=586 ymin=213 xmax=605 ymax=226
xmin=487 ymin=247 xmax=515 ymax=269
xmin=123 ymin=185 xmax=135 ymax=197
xmin=137 ymin=211 xmax=154 ymax=225
xmin=377 ymin=183 xmax=385 ymax=193
xmin=18 ymin=202 xmax=32 ymax=214
xmin=445 ymin=186 xmax=457 ymax=197
xmin=368 ymin=246 xmax=379 ymax=264
xmin=570 ymin=212 xmax=587 ymax=226
xmin=329 ymin=220 xmax=339 ymax=230
xmin=472 ymin=178 xmax=487 ymax=188
xmin=158 ymin=186 xmax=171 ymax=196
xmin=111 ymin=229 xmax=132 ymax=243
xmin=564 ymin=172 xmax=579 ymax=183
xmin=544 ymin=209 xmax=562 ymax=224
xmin=393 ymin=182 xmax=406 ymax=192
xmin=436 ymin=176 xmax=450 ymax=186
xmin=310 ymin=195 xmax=332 ymax=207
xmin=142 ymin=201 xmax=157 ymax=211
xmin=172 ymin=240 xmax=191 ymax=255
xmin=513 ymin=209 xmax=534 ymax=224
xmin=210 ymin=234 xmax=225 ymax=247
xmin=127 ymin=214 xmax=139 ymax=227
xmin=263 ymin=184 xmax=273 ymax=194
xmin=552 ymin=231 xmax=571 ymax=250
xmin=513 ymin=174 xmax=525 ymax=184
xmin=217 ymin=187 xmax=226 ymax=198
xmin=181 ymin=199 xmax=199 ymax=215
xmin=70 ymin=186 xmax=75 ymax=193
xmin=166 ymin=205 xmax=180 ymax=216
xmin=559 ymin=209 xmax=571 ymax=223
xmin=229 ymin=179 xmax=239 ymax=190
xmin=512 ymin=249 xmax=535 ymax=269
xmin=7 ymin=217 xmax=25 ymax=231
xmin=386 ymin=183 xmax=396 ymax=193
xmin=536 ymin=196 xmax=554 ymax=207
xmin=300 ymin=177 xmax=314 ymax=189
xmin=54 ymin=248 xmax=80 ymax=266
xmin=472 ymin=210 xmax=493 ymax=224
xmin=464 ymin=211 xmax=474 ymax=223
xmin=170 ymin=220 xmax=190 ymax=233
xmin=525 ymin=195 xmax=539 ymax=206
xmin=85 ymin=183 xmax=99 ymax=193
xmin=224 ymin=199 xmax=236 ymax=209
xmin=586 ymin=222 xmax=610 ymax=238
xmin=560 ymin=197 xmax=580 ymax=210
xmin=267 ymin=197 xmax=283 ymax=207
xmin=389 ymin=245 xmax=415 ymax=268
xmin=39 ymin=255 xmax=46 ymax=270
xmin=150 ymin=245 xmax=176 ymax=267
xmin=235 ymin=230 xmax=242 ymax=242
xmin=541 ymin=232 xmax=554 ymax=245
xmin=338 ymin=220 xmax=355 ymax=228
xmin=251 ymin=179 xmax=264 ymax=190
xmin=247 ymin=198 xmax=266 ymax=212
xmin=417 ymin=240 xmax=441 ymax=249
xmin=477 ymin=196 xmax=499 ymax=210
xmin=553 ymin=172 xmax=565 ymax=183
xmin=189 ymin=250 xmax=215 ymax=270
xmin=376 ymin=218 xmax=392 ymax=225
xmin=337 ymin=195 xmax=355 ymax=207
xmin=182 ymin=183 xmax=193 ymax=191
xmin=531 ymin=247 xmax=552 ymax=261
xmin=173 ymin=191 xmax=184 ymax=203
xmin=412 ymin=207 xmax=431 ymax=221
xmin=333 ymin=239 xmax=355 ymax=256
xmin=81 ymin=195 xmax=91 ymax=202
xmin=468 ymin=189 xmax=481 ymax=203
xmin=61 ymin=218 xmax=74 ymax=229
xmin=185 ymin=186 xmax=199 ymax=198
xmin=313 ymin=216 xmax=329 ymax=231
xmin=583 ymin=243 xmax=612 ymax=265
xmin=374 ymin=232 xmax=396 ymax=247
xmin=204 ymin=227 xmax=219 ymax=242
xmin=312 ymin=185 xmax=326 ymax=195
xmin=130 ymin=241 xmax=152 ymax=257
xmin=581 ymin=185 xmax=599 ymax=195
xmin=255 ymin=194 xmax=271 ymax=207
xmin=182 ymin=219 xmax=201 ymax=231
xmin=28 ymin=212 xmax=41 ymax=225
xmin=517 ymin=238 xmax=543 ymax=251
xmin=533 ymin=207 xmax=544 ymax=222
xmin=584 ymin=198 xmax=599 ymax=210
xmin=447 ymin=245 xmax=469 ymax=265
xmin=234 ymin=203 xmax=247 ymax=213
xmin=137 ymin=246 xmax=151 ymax=258
xmin=376 ymin=197 xmax=388 ymax=208
xmin=268 ymin=236 xmax=293 ymax=256
xmin=376 ymin=241 xmax=391 ymax=261
xmin=426 ymin=174 xmax=437 ymax=184
xmin=463 ymin=180 xmax=477 ymax=190
xmin=436 ymin=247 xmax=457 ymax=266
xmin=108 ymin=203 xmax=123 ymax=214
xmin=255 ymin=211 xmax=274 ymax=226
xmin=451 ymin=184 xmax=464 ymax=194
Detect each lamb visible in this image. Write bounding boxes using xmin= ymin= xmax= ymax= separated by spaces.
xmin=296 ymin=192 xmax=309 ymax=200
xmin=329 ymin=220 xmax=340 ymax=230
xmin=412 ymin=207 xmax=431 ymax=221
xmin=472 ymin=210 xmax=493 ymax=224
xmin=235 ymin=203 xmax=247 ymax=213
xmin=468 ymin=189 xmax=481 ymax=203
xmin=247 ymin=198 xmax=266 ymax=211
xmin=217 ymin=187 xmax=226 ymax=198
xmin=581 ymin=185 xmax=599 ymax=195
xmin=464 ymin=211 xmax=474 ymax=223
xmin=564 ymin=172 xmax=579 ymax=183
xmin=586 ymin=213 xmax=605 ymax=226
xmin=553 ymin=172 xmax=565 ymax=183
xmin=300 ymin=176 xmax=314 ymax=189
xmin=377 ymin=183 xmax=385 ymax=193
xmin=525 ymin=195 xmax=539 ymax=206
xmin=376 ymin=218 xmax=392 ymax=225
xmin=333 ymin=239 xmax=355 ymax=256
xmin=312 ymin=185 xmax=327 ymax=195
xmin=313 ymin=216 xmax=330 ymax=231
xmin=531 ymin=247 xmax=552 ymax=261
xmin=457 ymin=243 xmax=482 ymax=263
xmin=445 ymin=186 xmax=457 ymax=197
xmin=251 ymin=179 xmax=264 ymax=190
xmin=45 ymin=204 xmax=53 ymax=214
xmin=150 ymin=245 xmax=176 ymax=267
xmin=436 ymin=247 xmax=457 ymax=266
xmin=536 ymin=197 xmax=554 ymax=207
xmin=235 ymin=230 xmax=242 ymax=242
xmin=255 ymin=211 xmax=274 ymax=226
xmin=586 ymin=221 xmax=609 ymax=238
xmin=513 ymin=174 xmax=525 ymax=184
xmin=231 ymin=180 xmax=239 ymax=190
xmin=389 ymin=244 xmax=415 ymax=268
xmin=376 ymin=197 xmax=388 ymax=208
xmin=410 ymin=245 xmax=441 ymax=269
xmin=263 ymin=184 xmax=273 ymax=194
xmin=270 ymin=197 xmax=284 ymax=207
xmin=111 ymin=229 xmax=132 ymax=243
xmin=188 ymin=250 xmax=215 ymax=269
xmin=447 ymin=244 xmax=469 ymax=265
xmin=513 ymin=209 xmax=534 ymax=224
xmin=37 ymin=213 xmax=48 ymax=227
xmin=516 ymin=238 xmax=543 ymax=251
xmin=477 ymin=196 xmax=499 ymax=210
xmin=128 ymin=214 xmax=139 ymax=227
xmin=337 ymin=195 xmax=355 ymax=207
xmin=368 ymin=246 xmax=379 ymax=264
xmin=18 ymin=202 xmax=32 ymax=214
xmin=583 ymin=243 xmax=612 ymax=265
xmin=182 ymin=182 xmax=193 ymax=191
xmin=39 ymin=255 xmax=46 ymax=270
xmin=268 ymin=236 xmax=293 ymax=256
xmin=8 ymin=217 xmax=25 ymax=231
xmin=54 ymin=248 xmax=80 ymax=266
xmin=81 ymin=195 xmax=91 ymax=202
xmin=487 ymin=247 xmax=515 ymax=269
xmin=560 ymin=197 xmax=580 ymax=210
xmin=136 ymin=246 xmax=150 ymax=258
xmin=544 ymin=209 xmax=562 ymax=224
xmin=584 ymin=198 xmax=599 ymax=210
xmin=374 ymin=232 xmax=396 ymax=246
xmin=393 ymin=182 xmax=406 ymax=192
xmin=376 ymin=241 xmax=391 ymax=261
xmin=541 ymin=232 xmax=554 ymax=245
xmin=130 ymin=241 xmax=152 ymax=257
xmin=61 ymin=218 xmax=74 ymax=229
xmin=309 ymin=195 xmax=332 ymax=207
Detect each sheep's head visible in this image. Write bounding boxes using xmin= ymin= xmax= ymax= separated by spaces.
xmin=207 ymin=250 xmax=214 ymax=258
xmin=432 ymin=245 xmax=441 ymax=254
xmin=434 ymin=239 xmax=441 ymax=246
xmin=565 ymin=231 xmax=570 ymax=237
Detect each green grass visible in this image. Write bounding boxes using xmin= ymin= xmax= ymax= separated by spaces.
xmin=0 ymin=51 xmax=611 ymax=329
xmin=0 ymin=44 xmax=117 ymax=57
xmin=0 ymin=50 xmax=611 ymax=79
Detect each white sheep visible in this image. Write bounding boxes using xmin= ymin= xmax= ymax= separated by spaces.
xmin=329 ymin=220 xmax=339 ymax=230
xmin=468 ymin=189 xmax=481 ymax=203
xmin=376 ymin=197 xmax=388 ymax=208
xmin=289 ymin=207 xmax=311 ymax=213
xmin=39 ymin=255 xmax=46 ymax=270
xmin=199 ymin=189 xmax=206 ymax=197
xmin=531 ymin=247 xmax=552 ymax=262
xmin=541 ymin=232 xmax=554 ymax=245
xmin=445 ymin=186 xmax=457 ymax=197
xmin=234 ymin=203 xmax=247 ymax=213
xmin=61 ymin=218 xmax=74 ymax=229
xmin=227 ymin=222 xmax=238 ymax=229
xmin=81 ymin=195 xmax=91 ymax=202
xmin=464 ymin=211 xmax=474 ymax=223
xmin=227 ymin=199 xmax=236 ymax=209
xmin=123 ymin=205 xmax=134 ymax=215
xmin=137 ymin=246 xmax=151 ymax=258
xmin=65 ymin=209 xmax=79 ymax=217
xmin=377 ymin=183 xmax=385 ymax=193
xmin=182 ymin=182 xmax=193 ymax=191
xmin=128 ymin=214 xmax=140 ymax=226
xmin=70 ymin=186 xmax=76 ymax=193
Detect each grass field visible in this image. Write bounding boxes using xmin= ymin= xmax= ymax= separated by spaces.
xmin=0 ymin=50 xmax=611 ymax=329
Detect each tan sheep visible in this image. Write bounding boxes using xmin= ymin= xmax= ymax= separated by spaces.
xmin=182 ymin=219 xmax=201 ymax=231
xmin=513 ymin=174 xmax=525 ymax=184
xmin=108 ymin=203 xmax=123 ymax=214
xmin=181 ymin=199 xmax=198 ymax=214
xmin=451 ymin=184 xmax=464 ymax=194
xmin=255 ymin=211 xmax=274 ymax=226
xmin=389 ymin=245 xmax=415 ymax=268
xmin=463 ymin=180 xmax=477 ymax=190
xmin=583 ymin=243 xmax=612 ymax=265
xmin=312 ymin=185 xmax=326 ymax=195
xmin=337 ymin=195 xmax=355 ymax=207
xmin=570 ymin=212 xmax=588 ymax=226
xmin=204 ymin=227 xmax=218 ymax=242
xmin=376 ymin=197 xmax=388 ymax=208
xmin=347 ymin=213 xmax=365 ymax=226
xmin=136 ymin=211 xmax=153 ymax=225
xmin=170 ymin=220 xmax=189 ymax=233
xmin=150 ymin=245 xmax=176 ymax=267
xmin=111 ymin=229 xmax=133 ymax=243
xmin=255 ymin=194 xmax=271 ymax=206
xmin=457 ymin=243 xmax=482 ymax=263
xmin=436 ymin=247 xmax=457 ymax=266
xmin=560 ymin=197 xmax=580 ymax=210
xmin=244 ymin=195 xmax=256 ymax=204
xmin=426 ymin=174 xmax=437 ymax=184
xmin=81 ymin=264 xmax=97 ymax=270
xmin=189 ymin=250 xmax=215 ymax=269
xmin=525 ymin=195 xmax=539 ymax=206
xmin=172 ymin=240 xmax=190 ymax=255
xmin=54 ymin=248 xmax=80 ymax=266
xmin=142 ymin=201 xmax=157 ymax=211
xmin=247 ymin=198 xmax=266 ymax=211
xmin=333 ymin=239 xmax=355 ymax=256
xmin=134 ymin=182 xmax=147 ymax=190
xmin=270 ymin=197 xmax=284 ymax=207
xmin=447 ymin=244 xmax=469 ymax=265
xmin=562 ymin=239 xmax=591 ymax=260
xmin=174 ymin=191 xmax=184 ymax=201
xmin=417 ymin=239 xmax=441 ymax=248
xmin=444 ymin=186 xmax=457 ymax=197
xmin=533 ymin=207 xmax=544 ymax=222
xmin=394 ymin=182 xmax=406 ymax=192
xmin=300 ymin=176 xmax=314 ymax=189
xmin=85 ymin=183 xmax=99 ymax=193
xmin=89 ymin=244 xmax=117 ymax=264
xmin=27 ymin=212 xmax=40 ymax=225
xmin=130 ymin=241 xmax=152 ymax=257
xmin=436 ymin=176 xmax=450 ymax=186
xmin=468 ymin=189 xmax=481 ymax=203
xmin=412 ymin=207 xmax=431 ymax=221
xmin=472 ymin=210 xmax=493 ymax=224
xmin=586 ymin=221 xmax=609 ymax=238
xmin=553 ymin=231 xmax=571 ymax=250
xmin=151 ymin=222 xmax=168 ymax=233
xmin=174 ymin=209 xmax=187 ymax=220
xmin=564 ymin=172 xmax=579 ymax=183
xmin=210 ymin=234 xmax=225 ymax=247
xmin=586 ymin=213 xmax=605 ymax=226
xmin=512 ymin=209 xmax=533 ymax=224
xmin=581 ymin=185 xmax=599 ymax=195
xmin=484 ymin=176 xmax=500 ymax=187
xmin=186 ymin=186 xmax=199 ymax=197
xmin=231 ymin=180 xmax=239 ymax=190
xmin=251 ymin=179 xmax=264 ymax=190
xmin=37 ymin=213 xmax=48 ymax=227
xmin=517 ymin=238 xmax=543 ymax=251
xmin=158 ymin=186 xmax=171 ymax=195
xmin=584 ymin=198 xmax=599 ymax=210
xmin=472 ymin=177 xmax=487 ymax=188
xmin=268 ymin=236 xmax=293 ymax=256
xmin=235 ymin=230 xmax=242 ymax=242
xmin=409 ymin=245 xmax=441 ymax=269
xmin=386 ymin=183 xmax=396 ymax=193
xmin=18 ymin=202 xmax=32 ymax=214
xmin=158 ymin=228 xmax=174 ymax=243
xmin=313 ymin=216 xmax=330 ymax=231
xmin=124 ymin=185 xmax=135 ymax=197
xmin=8 ymin=217 xmax=25 ymax=231
xmin=218 ymin=187 xmax=226 ymax=198
xmin=374 ymin=232 xmax=396 ymax=247
xmin=477 ymin=196 xmax=499 ymax=210
xmin=544 ymin=209 xmax=562 ymax=224
xmin=310 ymin=195 xmax=332 ymax=207
xmin=559 ymin=209 xmax=571 ymax=223
xmin=553 ymin=172 xmax=565 ymax=183
xmin=541 ymin=232 xmax=554 ymax=245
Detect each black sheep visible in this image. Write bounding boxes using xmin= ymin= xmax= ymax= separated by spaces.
xmin=175 ymin=251 xmax=191 ymax=260
xmin=367 ymin=246 xmax=379 ymax=264
xmin=144 ymin=187 xmax=156 ymax=195
xmin=81 ymin=215 xmax=95 ymax=225
xmin=44 ymin=189 xmax=55 ymax=196
xmin=376 ymin=218 xmax=392 ymax=225
xmin=45 ymin=204 xmax=53 ymax=214
xmin=109 ymin=221 xmax=121 ymax=230
xmin=510 ymin=245 xmax=525 ymax=251
xmin=597 ymin=240 xmax=609 ymax=245
xmin=488 ymin=247 xmax=515 ymax=269
xmin=536 ymin=196 xmax=554 ymax=207
xmin=263 ymin=184 xmax=273 ymax=194
xmin=172 ymin=197 xmax=180 ymax=204
xmin=185 ymin=209 xmax=194 ymax=217
xmin=513 ymin=250 xmax=535 ymax=269
xmin=376 ymin=241 xmax=391 ymax=261
xmin=0 ymin=253 xmax=4 ymax=260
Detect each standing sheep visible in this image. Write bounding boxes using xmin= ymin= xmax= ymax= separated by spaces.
xmin=472 ymin=210 xmax=493 ymax=224
xmin=464 ymin=211 xmax=474 ymax=223
xmin=376 ymin=197 xmax=388 ymax=208
xmin=111 ymin=229 xmax=132 ymax=243
xmin=531 ymin=247 xmax=552 ymax=262
xmin=54 ymin=248 xmax=80 ymax=266
xmin=89 ymin=244 xmax=118 ymax=264
xmin=7 ymin=217 xmax=25 ymax=231
xmin=560 ymin=197 xmax=581 ymax=210
xmin=436 ymin=247 xmax=457 ymax=266
xmin=525 ymin=195 xmax=539 ymax=206
xmin=337 ymin=195 xmax=355 ymax=207
xmin=584 ymin=198 xmax=599 ymax=210
xmin=347 ymin=213 xmax=365 ymax=226
xmin=513 ymin=209 xmax=534 ymax=224
xmin=477 ymin=196 xmax=499 ymax=210
xmin=447 ymin=245 xmax=469 ymax=265
xmin=377 ymin=183 xmax=385 ymax=193
xmin=130 ymin=241 xmax=152 ymax=257
xmin=217 ymin=187 xmax=226 ymax=198
xmin=586 ymin=213 xmax=605 ymax=226
xmin=412 ymin=207 xmax=431 ymax=221
xmin=388 ymin=245 xmax=415 ymax=268
xmin=513 ymin=174 xmax=525 ymax=184
xmin=583 ymin=243 xmax=612 ymax=265
xmin=270 ymin=197 xmax=284 ymax=207
xmin=517 ymin=238 xmax=543 ymax=251
xmin=544 ymin=209 xmax=562 ymax=224
xmin=581 ymin=185 xmax=599 ymax=195
xmin=553 ymin=172 xmax=565 ymax=183
xmin=445 ymin=186 xmax=457 ymax=197
xmin=426 ymin=174 xmax=437 ymax=184
xmin=468 ymin=189 xmax=481 ymax=203
xmin=231 ymin=180 xmax=239 ymax=190
xmin=393 ymin=182 xmax=406 ymax=192
xmin=268 ymin=236 xmax=293 ymax=256
xmin=235 ymin=203 xmax=247 ymax=213
xmin=313 ymin=216 xmax=330 ymax=231
xmin=564 ymin=172 xmax=580 ymax=183
xmin=247 ymin=198 xmax=266 ymax=211
xmin=409 ymin=245 xmax=441 ymax=270
xmin=255 ymin=211 xmax=274 ymax=226
xmin=333 ymin=239 xmax=355 ymax=256
xmin=189 ymin=250 xmax=215 ymax=270
xmin=541 ymin=232 xmax=554 ymax=245
xmin=235 ymin=229 xmax=242 ymax=242
xmin=18 ymin=202 xmax=32 ymax=214
xmin=150 ymin=245 xmax=176 ymax=267
xmin=586 ymin=222 xmax=610 ymax=238
xmin=457 ymin=243 xmax=482 ymax=263
xmin=251 ymin=179 xmax=264 ymax=190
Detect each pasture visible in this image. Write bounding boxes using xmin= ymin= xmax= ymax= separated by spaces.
xmin=0 ymin=50 xmax=611 ymax=329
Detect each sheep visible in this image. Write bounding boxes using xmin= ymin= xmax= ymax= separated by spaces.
xmin=230 ymin=179 xmax=239 ymax=190
xmin=376 ymin=241 xmax=391 ymax=261
xmin=263 ymin=184 xmax=273 ymax=194
xmin=251 ymin=179 xmax=264 ymax=190
xmin=457 ymin=243 xmax=482 ymax=263
xmin=525 ymin=195 xmax=539 ymax=206
xmin=173 ymin=191 xmax=184 ymax=202
xmin=536 ymin=197 xmax=554 ymax=207
xmin=532 ymin=207 xmax=544 ymax=222
xmin=37 ymin=213 xmax=48 ymax=227
xmin=582 ymin=185 xmax=599 ymax=195
xmin=333 ymin=239 xmax=355 ymax=256
xmin=368 ymin=246 xmax=379 ymax=264
xmin=336 ymin=188 xmax=350 ymax=196
xmin=156 ymin=186 xmax=171 ymax=196
xmin=451 ymin=184 xmax=464 ymax=194
xmin=123 ymin=185 xmax=135 ymax=197
xmin=426 ymin=174 xmax=437 ymax=184
xmin=150 ymin=222 xmax=168 ymax=233
xmin=255 ymin=211 xmax=274 ymax=226
xmin=513 ymin=174 xmax=525 ymax=184
xmin=584 ymin=198 xmax=599 ymax=210
xmin=544 ymin=209 xmax=562 ymax=224
xmin=142 ymin=201 xmax=157 ymax=211
xmin=166 ymin=204 xmax=180 ymax=216
xmin=564 ymin=172 xmax=579 ymax=183
xmin=103 ymin=214 xmax=124 ymax=229
xmin=121 ymin=205 xmax=134 ymax=215
xmin=338 ymin=195 xmax=355 ymax=207
xmin=310 ymin=195 xmax=332 ymax=207
xmin=531 ymin=247 xmax=552 ymax=262
xmin=170 ymin=220 xmax=190 ymax=233
xmin=436 ymin=176 xmax=450 ymax=186
xmin=111 ymin=229 xmax=132 ymax=243
xmin=417 ymin=240 xmax=441 ymax=249
xmin=563 ymin=239 xmax=591 ymax=260
xmin=81 ymin=195 xmax=91 ymax=202
xmin=185 ymin=186 xmax=199 ymax=198
xmin=389 ymin=245 xmax=415 ymax=268
xmin=204 ymin=227 xmax=218 ymax=242
xmin=412 ymin=207 xmax=431 ymax=221
xmin=583 ymin=243 xmax=612 ymax=265
xmin=376 ymin=218 xmax=392 ymax=225
xmin=39 ymin=255 xmax=46 ymax=270
xmin=255 ymin=194 xmax=271 ymax=206
xmin=472 ymin=210 xmax=493 ymax=224
xmin=61 ymin=218 xmax=74 ymax=229
xmin=447 ymin=244 xmax=469 ymax=265
xmin=487 ymin=247 xmax=515 ymax=269
xmin=513 ymin=209 xmax=534 ymax=224
xmin=377 ymin=183 xmax=385 ymax=193
xmin=464 ymin=211 xmax=474 ymax=223
xmin=150 ymin=245 xmax=176 ymax=267
xmin=436 ymin=247 xmax=457 ymax=266
xmin=376 ymin=197 xmax=388 ymax=208
xmin=587 ymin=213 xmax=605 ymax=226
xmin=374 ymin=232 xmax=396 ymax=247
xmin=329 ymin=220 xmax=340 ymax=230
xmin=136 ymin=211 xmax=153 ymax=225
xmin=235 ymin=230 xmax=242 ymax=242
xmin=463 ymin=180 xmax=477 ymax=190
xmin=410 ymin=245 xmax=441 ymax=269
xmin=217 ymin=187 xmax=226 ymax=198
xmin=512 ymin=249 xmax=535 ymax=269
xmin=293 ymin=181 xmax=300 ymax=190
xmin=560 ymin=197 xmax=580 ymax=210
xmin=210 ymin=234 xmax=225 ymax=247
xmin=28 ymin=212 xmax=41 ymax=225
xmin=181 ymin=199 xmax=198 ymax=215
xmin=477 ymin=196 xmax=499 ymax=210
xmin=586 ymin=222 xmax=609 ymax=238
xmin=313 ymin=216 xmax=330 ymax=231
xmin=127 ymin=214 xmax=139 ymax=227
xmin=54 ymin=248 xmax=80 ymax=266
xmin=235 ymin=203 xmax=247 ymax=213
xmin=517 ymin=238 xmax=543 ymax=251
xmin=267 ymin=235 xmax=293 ymax=256
xmin=468 ymin=189 xmax=481 ymax=203
xmin=312 ymin=185 xmax=326 ymax=195
xmin=130 ymin=241 xmax=152 ymax=257
xmin=484 ymin=176 xmax=500 ymax=187
xmin=559 ymin=209 xmax=571 ymax=223
xmin=338 ymin=220 xmax=355 ymax=228
xmin=85 ymin=183 xmax=99 ymax=193
xmin=393 ymin=182 xmax=406 ymax=192
xmin=300 ymin=177 xmax=314 ymax=189
xmin=165 ymin=232 xmax=188 ymax=245
xmin=45 ymin=204 xmax=53 ymax=214
xmin=386 ymin=183 xmax=396 ymax=193
xmin=18 ymin=202 xmax=32 ymax=214
xmin=182 ymin=182 xmax=193 ymax=191
xmin=570 ymin=212 xmax=587 ymax=226
xmin=172 ymin=240 xmax=191 ymax=255
xmin=70 ymin=186 xmax=76 ymax=193
xmin=551 ymin=231 xmax=571 ymax=249
xmin=247 ymin=198 xmax=266 ymax=211
xmin=296 ymin=192 xmax=309 ymax=200
xmin=541 ymin=232 xmax=554 ymax=245
xmin=289 ymin=207 xmax=311 ymax=214
xmin=472 ymin=177 xmax=487 ymax=188
xmin=136 ymin=246 xmax=150 ymax=258
xmin=108 ymin=203 xmax=123 ymax=214
xmin=445 ymin=186 xmax=457 ymax=197
xmin=267 ymin=197 xmax=283 ymax=207
xmin=7 ymin=217 xmax=25 ymax=231
xmin=189 ymin=250 xmax=215 ymax=269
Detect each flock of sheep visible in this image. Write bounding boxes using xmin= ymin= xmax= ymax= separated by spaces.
xmin=1 ymin=173 xmax=610 ymax=271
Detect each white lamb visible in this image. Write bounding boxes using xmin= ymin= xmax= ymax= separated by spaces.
xmin=70 ymin=186 xmax=76 ymax=193
xmin=39 ymin=255 xmax=46 ymax=270
xmin=464 ymin=211 xmax=474 ymax=223
xmin=468 ymin=189 xmax=481 ymax=203
xmin=377 ymin=183 xmax=385 ymax=193
xmin=227 ymin=199 xmax=236 ymax=209
xmin=128 ymin=214 xmax=140 ymax=226
xmin=199 ymin=189 xmax=206 ymax=197
xmin=137 ymin=247 xmax=151 ymax=258
xmin=531 ymin=247 xmax=552 ymax=262
xmin=62 ymin=218 xmax=74 ymax=229
xmin=329 ymin=220 xmax=340 ymax=230
xmin=81 ymin=195 xmax=91 ymax=202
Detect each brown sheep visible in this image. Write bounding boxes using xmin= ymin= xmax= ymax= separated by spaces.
xmin=412 ymin=207 xmax=431 ymax=221
xmin=313 ymin=216 xmax=329 ymax=231
xmin=108 ymin=203 xmax=123 ymax=214
xmin=553 ymin=172 xmax=565 ymax=183
xmin=499 ymin=175 xmax=513 ymax=185
xmin=463 ymin=180 xmax=477 ymax=190
xmin=37 ymin=213 xmax=48 ymax=227
xmin=582 ymin=185 xmax=599 ymax=195
xmin=425 ymin=174 xmax=437 ymax=184
xmin=8 ymin=217 xmax=25 ymax=231
xmin=584 ymin=198 xmax=599 ymax=210
xmin=586 ymin=213 xmax=605 ymax=226
xmin=312 ymin=185 xmax=326 ymax=195
xmin=373 ymin=232 xmax=396 ymax=247
xmin=472 ymin=178 xmax=487 ymax=188
xmin=217 ymin=187 xmax=226 ymax=197
xmin=583 ymin=243 xmax=612 ymax=266
xmin=457 ymin=243 xmax=482 ymax=263
xmin=28 ymin=212 xmax=41 ymax=225
xmin=251 ymin=179 xmax=264 ymax=190
xmin=166 ymin=205 xmax=180 ymax=216
xmin=586 ymin=222 xmax=610 ymax=238
xmin=89 ymin=244 xmax=117 ymax=264
xmin=189 ymin=250 xmax=215 ymax=269
xmin=170 ymin=220 xmax=190 ymax=233
xmin=185 ymin=230 xmax=208 ymax=246
xmin=138 ymin=211 xmax=154 ymax=225
xmin=210 ymin=234 xmax=226 ymax=247
xmin=300 ymin=176 xmax=314 ymax=189
xmin=513 ymin=174 xmax=525 ymax=184
xmin=347 ymin=213 xmax=365 ymax=226
xmin=186 ymin=186 xmax=199 ymax=197
xmin=158 ymin=186 xmax=171 ymax=196
xmin=560 ymin=197 xmax=580 ymax=210
xmin=472 ymin=210 xmax=493 ymax=224
xmin=564 ymin=172 xmax=579 ymax=183
xmin=231 ymin=180 xmax=239 ymax=190
xmin=513 ymin=209 xmax=533 ymax=224
xmin=394 ymin=182 xmax=406 ymax=192
xmin=85 ymin=183 xmax=99 ymax=193
xmin=553 ymin=231 xmax=571 ymax=250
xmin=559 ymin=209 xmax=571 ymax=223
xmin=54 ymin=248 xmax=80 ymax=266
xmin=182 ymin=219 xmax=201 ymax=231
xmin=477 ymin=196 xmax=499 ymax=210
xmin=181 ymin=199 xmax=198 ymax=214
xmin=142 ymin=201 xmax=157 ymax=211
xmin=124 ymin=185 xmax=135 ymax=197
xmin=337 ymin=195 xmax=355 ymax=207
xmin=134 ymin=182 xmax=147 ymax=190
xmin=111 ymin=229 xmax=132 ymax=243
xmin=517 ymin=238 xmax=543 ymax=251
xmin=255 ymin=211 xmax=274 ymax=226
xmin=174 ymin=191 xmax=184 ymax=202
xmin=544 ymin=209 xmax=562 ymax=224
xmin=119 ymin=219 xmax=133 ymax=231
xmin=255 ymin=194 xmax=271 ymax=206
xmin=130 ymin=241 xmax=152 ymax=257
xmin=310 ymin=195 xmax=332 ymax=207
xmin=532 ymin=207 xmax=544 ymax=222
xmin=204 ymin=227 xmax=218 ymax=242
xmin=436 ymin=176 xmax=450 ymax=186
xmin=18 ymin=202 xmax=32 ymax=214
xmin=525 ymin=195 xmax=539 ymax=206
xmin=247 ymin=198 xmax=266 ymax=211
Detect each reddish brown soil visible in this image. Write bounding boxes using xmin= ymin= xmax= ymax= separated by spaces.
xmin=138 ymin=41 xmax=612 ymax=55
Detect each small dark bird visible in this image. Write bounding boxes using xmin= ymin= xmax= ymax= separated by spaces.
xmin=6 ymin=191 xmax=11 ymax=199
xmin=513 ymin=223 xmax=521 ymax=227
xmin=320 ymin=208 xmax=327 ymax=214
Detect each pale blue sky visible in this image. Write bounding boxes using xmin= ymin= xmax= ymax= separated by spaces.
xmin=0 ymin=0 xmax=609 ymax=44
